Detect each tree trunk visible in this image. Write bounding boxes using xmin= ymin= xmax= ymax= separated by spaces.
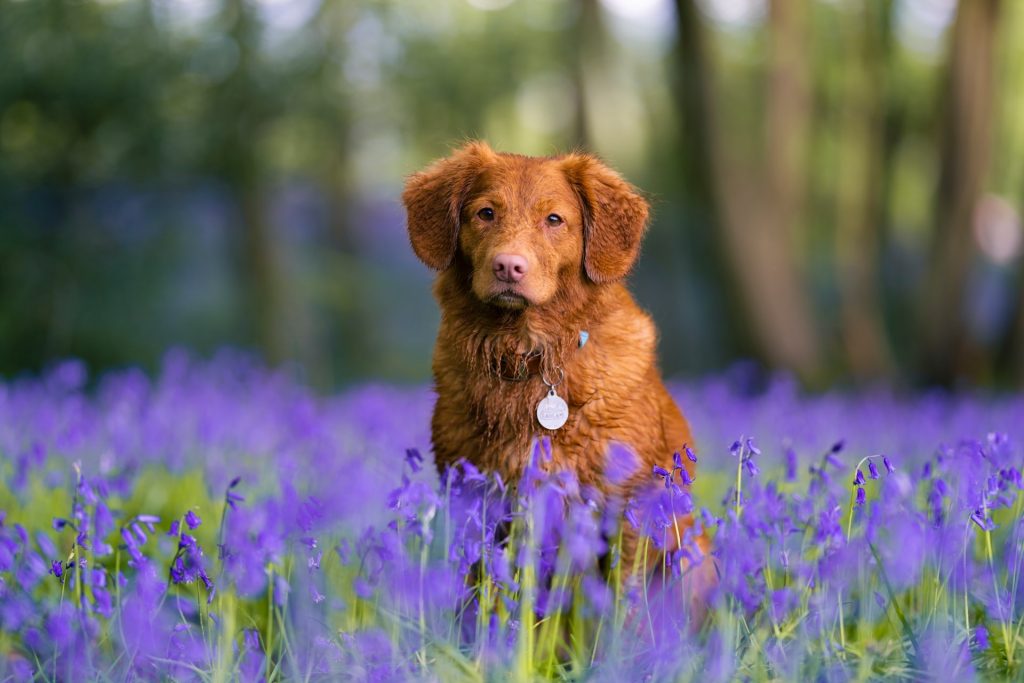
xmin=1015 ymin=287 xmax=1024 ymax=384
xmin=569 ymin=0 xmax=602 ymax=149
xmin=919 ymin=0 xmax=1001 ymax=385
xmin=834 ymin=0 xmax=895 ymax=379
xmin=673 ymin=0 xmax=823 ymax=382
xmin=237 ymin=185 xmax=288 ymax=364
xmin=221 ymin=0 xmax=291 ymax=365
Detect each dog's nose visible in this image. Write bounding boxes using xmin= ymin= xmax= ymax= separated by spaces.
xmin=493 ymin=254 xmax=528 ymax=283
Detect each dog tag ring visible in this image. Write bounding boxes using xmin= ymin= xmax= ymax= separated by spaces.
xmin=537 ymin=389 xmax=569 ymax=430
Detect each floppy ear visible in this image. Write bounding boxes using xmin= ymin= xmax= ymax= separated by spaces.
xmin=562 ymin=153 xmax=650 ymax=283
xmin=402 ymin=141 xmax=496 ymax=271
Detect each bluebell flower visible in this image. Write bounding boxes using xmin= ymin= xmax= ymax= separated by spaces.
xmin=970 ymin=510 xmax=996 ymax=532
xmin=975 ymin=625 xmax=990 ymax=650
xmin=226 ymin=490 xmax=245 ymax=511
xmin=785 ymin=446 xmax=798 ymax=482
xmin=867 ymin=461 xmax=879 ymax=480
xmin=335 ymin=539 xmax=351 ymax=565
xmin=745 ymin=459 xmax=760 ymax=477
xmin=404 ymin=447 xmax=424 ymax=473
xmin=604 ymin=442 xmax=638 ymax=486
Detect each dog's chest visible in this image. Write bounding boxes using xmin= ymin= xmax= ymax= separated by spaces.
xmin=435 ymin=368 xmax=636 ymax=485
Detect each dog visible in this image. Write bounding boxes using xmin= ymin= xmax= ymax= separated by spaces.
xmin=402 ymin=141 xmax=710 ymax=604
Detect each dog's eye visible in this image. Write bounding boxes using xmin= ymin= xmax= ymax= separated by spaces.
xmin=477 ymin=207 xmax=495 ymax=222
xmin=546 ymin=213 xmax=564 ymax=227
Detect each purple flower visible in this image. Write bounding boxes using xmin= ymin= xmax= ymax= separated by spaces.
xmin=168 ymin=520 xmax=181 ymax=537
xmin=582 ymin=575 xmax=612 ymax=614
xmin=624 ymin=503 xmax=640 ymax=530
xmin=185 ymin=511 xmax=202 ymax=530
xmin=50 ymin=560 xmax=64 ymax=580
xmin=856 ymin=487 xmax=866 ymax=506
xmin=975 ymin=625 xmax=990 ymax=650
xmin=883 ymin=456 xmax=896 ymax=474
xmin=785 ymin=446 xmax=797 ymax=482
xmin=745 ymin=459 xmax=759 ymax=477
xmin=226 ymin=491 xmax=245 ymax=511
xmin=335 ymin=540 xmax=351 ymax=565
xmin=405 ymin=448 xmax=424 ymax=473
xmin=854 ymin=469 xmax=865 ymax=486
xmin=867 ymin=461 xmax=879 ymax=480
xmin=604 ymin=442 xmax=638 ymax=486
xmin=970 ymin=510 xmax=995 ymax=532
xmin=825 ymin=452 xmax=844 ymax=469
xmin=308 ymin=550 xmax=323 ymax=570
xmin=353 ymin=577 xmax=373 ymax=599
xmin=684 ymin=444 xmax=697 ymax=463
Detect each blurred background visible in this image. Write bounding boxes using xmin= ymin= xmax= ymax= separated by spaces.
xmin=1 ymin=0 xmax=1022 ymax=389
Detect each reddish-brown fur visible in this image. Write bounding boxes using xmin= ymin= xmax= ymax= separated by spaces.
xmin=403 ymin=142 xmax=711 ymax=602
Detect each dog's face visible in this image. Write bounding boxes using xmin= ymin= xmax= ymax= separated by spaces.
xmin=458 ymin=157 xmax=584 ymax=309
xmin=403 ymin=141 xmax=649 ymax=310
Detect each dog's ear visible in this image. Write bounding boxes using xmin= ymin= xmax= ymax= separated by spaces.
xmin=402 ymin=141 xmax=496 ymax=271
xmin=562 ymin=153 xmax=650 ymax=283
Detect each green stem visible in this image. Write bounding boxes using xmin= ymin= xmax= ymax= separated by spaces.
xmin=734 ymin=442 xmax=744 ymax=519
xmin=266 ymin=565 xmax=275 ymax=682
xmin=868 ymin=541 xmax=922 ymax=667
xmin=984 ymin=523 xmax=1013 ymax=666
xmin=513 ymin=510 xmax=536 ymax=681
xmin=837 ymin=589 xmax=846 ymax=655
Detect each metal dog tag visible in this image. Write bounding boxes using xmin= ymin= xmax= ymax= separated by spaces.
xmin=537 ymin=389 xmax=569 ymax=430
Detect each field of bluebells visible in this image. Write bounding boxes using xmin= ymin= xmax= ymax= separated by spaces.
xmin=2 ymin=351 xmax=1024 ymax=681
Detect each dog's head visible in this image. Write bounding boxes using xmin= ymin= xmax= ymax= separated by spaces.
xmin=402 ymin=141 xmax=649 ymax=311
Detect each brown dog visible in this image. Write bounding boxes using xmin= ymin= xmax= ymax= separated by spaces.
xmin=402 ymin=141 xmax=706 ymax=584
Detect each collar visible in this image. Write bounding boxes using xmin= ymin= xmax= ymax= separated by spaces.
xmin=493 ymin=330 xmax=589 ymax=382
